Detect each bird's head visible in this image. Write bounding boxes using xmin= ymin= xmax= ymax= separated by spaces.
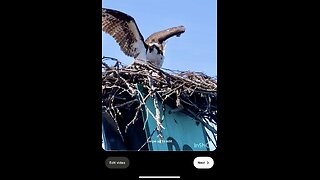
xmin=148 ymin=42 xmax=164 ymax=55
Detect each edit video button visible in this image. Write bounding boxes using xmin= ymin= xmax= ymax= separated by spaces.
xmin=105 ymin=157 xmax=129 ymax=169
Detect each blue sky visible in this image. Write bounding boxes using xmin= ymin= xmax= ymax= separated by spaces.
xmin=102 ymin=0 xmax=217 ymax=77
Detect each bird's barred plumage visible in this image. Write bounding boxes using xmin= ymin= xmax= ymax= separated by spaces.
xmin=102 ymin=8 xmax=146 ymax=58
xmin=102 ymin=8 xmax=185 ymax=68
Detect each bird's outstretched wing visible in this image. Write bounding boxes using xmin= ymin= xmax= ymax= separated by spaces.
xmin=145 ymin=26 xmax=186 ymax=45
xmin=102 ymin=8 xmax=147 ymax=58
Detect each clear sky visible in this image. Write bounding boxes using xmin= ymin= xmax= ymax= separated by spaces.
xmin=102 ymin=0 xmax=217 ymax=77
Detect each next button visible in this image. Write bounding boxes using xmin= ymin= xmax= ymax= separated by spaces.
xmin=193 ymin=157 xmax=214 ymax=169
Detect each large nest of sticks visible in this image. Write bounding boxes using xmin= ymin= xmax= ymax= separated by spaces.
xmin=102 ymin=57 xmax=217 ymax=144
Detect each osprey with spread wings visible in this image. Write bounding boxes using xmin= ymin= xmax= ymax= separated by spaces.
xmin=102 ymin=8 xmax=185 ymax=68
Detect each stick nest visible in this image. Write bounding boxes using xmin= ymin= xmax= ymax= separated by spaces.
xmin=102 ymin=57 xmax=217 ymax=145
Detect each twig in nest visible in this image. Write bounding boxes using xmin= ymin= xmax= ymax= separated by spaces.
xmin=185 ymin=108 xmax=217 ymax=134
xmin=104 ymin=109 xmax=125 ymax=142
xmin=124 ymin=90 xmax=153 ymax=133
xmin=137 ymin=117 xmax=166 ymax=151
xmin=114 ymin=99 xmax=139 ymax=108
xmin=148 ymin=76 xmax=164 ymax=141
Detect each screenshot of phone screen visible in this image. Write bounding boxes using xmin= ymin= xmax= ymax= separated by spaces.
xmin=102 ymin=0 xmax=217 ymax=177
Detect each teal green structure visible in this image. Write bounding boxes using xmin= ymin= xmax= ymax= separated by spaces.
xmin=141 ymin=89 xmax=210 ymax=151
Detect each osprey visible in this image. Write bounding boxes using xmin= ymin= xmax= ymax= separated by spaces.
xmin=102 ymin=8 xmax=185 ymax=68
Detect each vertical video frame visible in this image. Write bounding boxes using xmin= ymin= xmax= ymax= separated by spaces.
xmin=102 ymin=0 xmax=217 ymax=151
